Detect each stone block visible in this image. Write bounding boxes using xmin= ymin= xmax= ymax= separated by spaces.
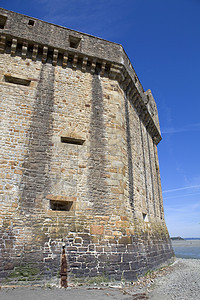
xmin=119 ymin=236 xmax=132 ymax=244
xmin=90 ymin=225 xmax=104 ymax=235
xmin=123 ymin=270 xmax=137 ymax=281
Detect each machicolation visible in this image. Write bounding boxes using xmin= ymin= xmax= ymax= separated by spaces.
xmin=0 ymin=7 xmax=174 ymax=282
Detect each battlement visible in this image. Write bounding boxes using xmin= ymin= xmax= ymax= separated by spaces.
xmin=0 ymin=7 xmax=161 ymax=144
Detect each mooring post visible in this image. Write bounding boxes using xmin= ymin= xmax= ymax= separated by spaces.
xmin=60 ymin=243 xmax=68 ymax=288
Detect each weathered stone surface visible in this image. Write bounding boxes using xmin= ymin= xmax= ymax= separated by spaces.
xmin=90 ymin=225 xmax=104 ymax=235
xmin=0 ymin=8 xmax=174 ymax=282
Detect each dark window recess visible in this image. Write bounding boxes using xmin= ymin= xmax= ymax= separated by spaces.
xmin=105 ymin=64 xmax=110 ymax=72
xmin=6 ymin=40 xmax=12 ymax=47
xmin=0 ymin=15 xmax=7 ymax=29
xmin=4 ymin=75 xmax=31 ymax=86
xmin=69 ymin=35 xmax=81 ymax=49
xmin=95 ymin=62 xmax=101 ymax=74
xmin=28 ymin=45 xmax=33 ymax=52
xmin=61 ymin=136 xmax=85 ymax=145
xmin=143 ymin=213 xmax=148 ymax=222
xmin=50 ymin=200 xmax=73 ymax=211
xmin=28 ymin=19 xmax=35 ymax=26
xmin=17 ymin=43 xmax=22 ymax=51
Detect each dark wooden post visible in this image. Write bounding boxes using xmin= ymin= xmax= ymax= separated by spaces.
xmin=60 ymin=244 xmax=68 ymax=288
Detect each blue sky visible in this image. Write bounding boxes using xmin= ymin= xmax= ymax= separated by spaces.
xmin=1 ymin=0 xmax=200 ymax=238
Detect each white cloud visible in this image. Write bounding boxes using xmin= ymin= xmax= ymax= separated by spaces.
xmin=163 ymin=184 xmax=200 ymax=193
xmin=163 ymin=192 xmax=200 ymax=200
xmin=162 ymin=123 xmax=200 ymax=134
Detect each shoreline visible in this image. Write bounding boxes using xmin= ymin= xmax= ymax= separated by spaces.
xmin=171 ymin=239 xmax=200 ymax=260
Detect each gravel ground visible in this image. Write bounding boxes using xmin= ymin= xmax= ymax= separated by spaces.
xmin=148 ymin=258 xmax=200 ymax=300
xmin=0 ymin=258 xmax=200 ymax=300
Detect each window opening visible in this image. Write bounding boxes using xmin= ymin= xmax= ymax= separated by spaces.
xmin=61 ymin=136 xmax=85 ymax=145
xmin=50 ymin=200 xmax=73 ymax=211
xmin=0 ymin=15 xmax=7 ymax=29
xmin=4 ymin=75 xmax=31 ymax=86
xmin=143 ymin=213 xmax=148 ymax=222
xmin=69 ymin=35 xmax=81 ymax=49
xmin=28 ymin=19 xmax=35 ymax=26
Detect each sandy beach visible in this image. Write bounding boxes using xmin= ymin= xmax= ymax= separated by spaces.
xmin=1 ymin=258 xmax=200 ymax=300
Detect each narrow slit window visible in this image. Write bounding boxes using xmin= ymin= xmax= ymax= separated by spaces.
xmin=0 ymin=15 xmax=7 ymax=29
xmin=50 ymin=200 xmax=73 ymax=211
xmin=4 ymin=75 xmax=31 ymax=86
xmin=69 ymin=35 xmax=81 ymax=49
xmin=61 ymin=136 xmax=85 ymax=145
xmin=143 ymin=213 xmax=148 ymax=222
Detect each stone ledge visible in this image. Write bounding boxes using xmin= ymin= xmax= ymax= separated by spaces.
xmin=46 ymin=195 xmax=77 ymax=202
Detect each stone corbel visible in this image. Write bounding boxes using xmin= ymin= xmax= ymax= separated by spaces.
xmin=52 ymin=49 xmax=58 ymax=66
xmin=146 ymin=120 xmax=154 ymax=133
xmin=32 ymin=44 xmax=38 ymax=61
xmin=128 ymin=85 xmax=137 ymax=100
xmin=134 ymin=97 xmax=140 ymax=110
xmin=109 ymin=63 xmax=123 ymax=80
xmin=123 ymin=76 xmax=131 ymax=92
xmin=118 ymin=67 xmax=126 ymax=83
xmin=0 ymin=34 xmax=6 ymax=53
xmin=100 ymin=61 xmax=106 ymax=76
xmin=63 ymin=51 xmax=68 ymax=68
xmin=151 ymin=126 xmax=157 ymax=138
xmin=91 ymin=59 xmax=96 ymax=74
xmin=131 ymin=93 xmax=138 ymax=107
xmin=72 ymin=54 xmax=78 ymax=69
xmin=136 ymin=103 xmax=143 ymax=116
xmin=142 ymin=109 xmax=150 ymax=126
xmin=126 ymin=82 xmax=134 ymax=97
xmin=22 ymin=41 xmax=28 ymax=59
xmin=11 ymin=38 xmax=17 ymax=56
xmin=81 ymin=56 xmax=88 ymax=72
xmin=42 ymin=46 xmax=48 ymax=63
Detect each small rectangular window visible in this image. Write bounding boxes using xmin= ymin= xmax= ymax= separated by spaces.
xmin=28 ymin=19 xmax=35 ymax=26
xmin=0 ymin=15 xmax=7 ymax=29
xmin=69 ymin=35 xmax=81 ymax=49
xmin=61 ymin=136 xmax=85 ymax=145
xmin=50 ymin=200 xmax=73 ymax=211
xmin=4 ymin=75 xmax=31 ymax=86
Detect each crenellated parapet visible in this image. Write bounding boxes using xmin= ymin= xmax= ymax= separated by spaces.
xmin=0 ymin=7 xmax=161 ymax=144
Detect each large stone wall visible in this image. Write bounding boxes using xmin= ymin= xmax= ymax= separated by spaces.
xmin=0 ymin=8 xmax=174 ymax=282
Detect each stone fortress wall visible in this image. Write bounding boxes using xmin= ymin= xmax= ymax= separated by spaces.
xmin=0 ymin=8 xmax=174 ymax=281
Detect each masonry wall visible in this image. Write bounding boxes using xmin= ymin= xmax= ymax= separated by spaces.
xmin=0 ymin=47 xmax=174 ymax=281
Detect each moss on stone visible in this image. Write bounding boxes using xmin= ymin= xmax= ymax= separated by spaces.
xmin=8 ymin=265 xmax=40 ymax=279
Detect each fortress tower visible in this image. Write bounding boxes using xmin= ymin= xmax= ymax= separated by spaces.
xmin=0 ymin=8 xmax=174 ymax=281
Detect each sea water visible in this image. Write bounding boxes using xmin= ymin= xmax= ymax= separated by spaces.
xmin=171 ymin=239 xmax=200 ymax=259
